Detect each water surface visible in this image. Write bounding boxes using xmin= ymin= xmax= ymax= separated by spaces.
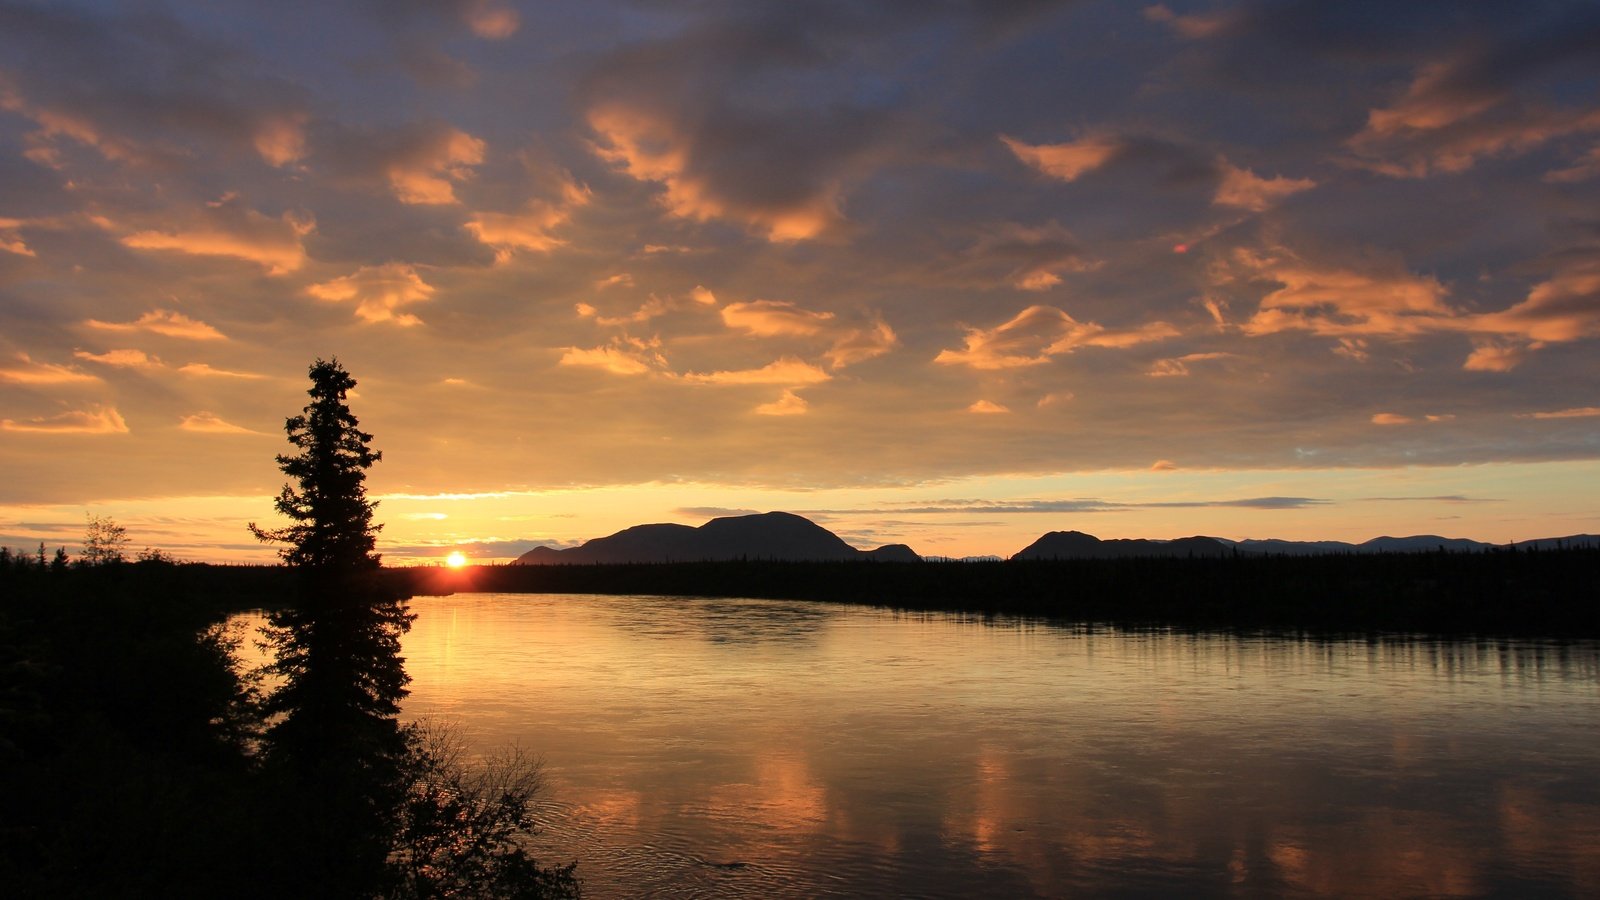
xmin=246 ymin=593 xmax=1600 ymax=897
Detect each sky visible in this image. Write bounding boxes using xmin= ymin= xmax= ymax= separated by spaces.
xmin=2 ymin=0 xmax=1599 ymax=564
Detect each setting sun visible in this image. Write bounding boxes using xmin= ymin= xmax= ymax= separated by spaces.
xmin=445 ymin=551 xmax=467 ymax=569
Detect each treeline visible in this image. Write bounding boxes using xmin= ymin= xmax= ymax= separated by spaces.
xmin=438 ymin=546 xmax=1600 ymax=637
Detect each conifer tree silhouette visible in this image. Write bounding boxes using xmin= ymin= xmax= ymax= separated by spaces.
xmin=250 ymin=358 xmax=413 ymax=891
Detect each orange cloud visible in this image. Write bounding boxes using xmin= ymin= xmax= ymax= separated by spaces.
xmin=721 ymin=300 xmax=836 ymax=337
xmin=0 ymin=217 xmax=34 ymax=256
xmin=1002 ymin=134 xmax=1120 ymax=182
xmin=1150 ymin=459 xmax=1178 ymax=471
xmin=2 ymin=405 xmax=128 ymax=434
xmin=119 ymin=200 xmax=313 ymax=274
xmin=179 ymin=412 xmax=262 ymax=435
xmin=935 ymin=304 xmax=1177 ymax=369
xmin=1371 ymin=413 xmax=1413 ymax=425
xmin=307 ymin=263 xmax=435 ymax=326
xmin=178 ymin=363 xmax=265 ymax=379
xmin=465 ymin=176 xmax=589 ymax=257
xmin=967 ymin=400 xmax=1009 ymax=414
xmin=465 ymin=1 xmax=520 ymax=38
xmin=681 ymin=356 xmax=831 ymax=386
xmin=755 ymin=390 xmax=809 ymax=416
xmin=1147 ymin=352 xmax=1232 ymax=377
xmin=387 ymin=128 xmax=485 ymax=205
xmin=0 ymin=353 xmax=98 ymax=384
xmin=253 ymin=113 xmax=307 ymax=167
xmin=1227 ymin=247 xmax=1453 ymax=337
xmin=581 ymin=287 xmax=718 ymax=327
xmin=1350 ymin=60 xmax=1600 ymax=177
xmin=559 ymin=338 xmax=665 ymax=376
xmin=1213 ymin=163 xmax=1316 ymax=211
xmin=1462 ymin=340 xmax=1533 ymax=373
xmin=824 ymin=316 xmax=898 ymax=370
xmin=86 ymin=309 xmax=226 ymax=341
xmin=1475 ymin=258 xmax=1600 ymax=344
xmin=588 ymin=104 xmax=840 ymax=241
xmin=1519 ymin=406 xmax=1600 ymax=420
xmin=73 ymin=348 xmax=161 ymax=368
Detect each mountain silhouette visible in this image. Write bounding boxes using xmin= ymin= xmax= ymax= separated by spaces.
xmin=1018 ymin=532 xmax=1600 ymax=558
xmin=1012 ymin=531 xmax=1230 ymax=560
xmin=514 ymin=511 xmax=919 ymax=564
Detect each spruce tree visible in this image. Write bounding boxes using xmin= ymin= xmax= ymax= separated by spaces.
xmin=250 ymin=358 xmax=414 ymax=891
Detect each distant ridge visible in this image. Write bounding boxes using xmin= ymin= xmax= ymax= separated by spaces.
xmin=514 ymin=511 xmax=920 ymax=564
xmin=1015 ymin=532 xmax=1600 ymax=559
xmin=513 ymin=514 xmax=1600 ymax=565
xmin=1013 ymin=531 xmax=1231 ymax=560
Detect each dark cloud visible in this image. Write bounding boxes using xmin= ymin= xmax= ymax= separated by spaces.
xmin=798 ymin=497 xmax=1331 ymax=515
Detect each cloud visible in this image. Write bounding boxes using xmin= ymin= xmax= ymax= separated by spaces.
xmin=1371 ymin=413 xmax=1413 ymax=425
xmin=719 ymin=299 xmax=896 ymax=370
xmin=1545 ymin=145 xmax=1600 ymax=184
xmin=755 ymin=390 xmax=809 ymax=416
xmin=1141 ymin=3 xmax=1230 ymax=39
xmin=253 ymin=113 xmax=308 ymax=167
xmin=935 ymin=305 xmax=1177 ymax=369
xmin=588 ymin=103 xmax=850 ymax=242
xmin=721 ymin=300 xmax=836 ymax=337
xmin=73 ymin=349 xmax=162 ymax=369
xmin=823 ymin=316 xmax=898 ymax=369
xmin=0 ymin=217 xmax=35 ymax=256
xmin=1462 ymin=340 xmax=1533 ymax=373
xmin=86 ymin=309 xmax=226 ymax=341
xmin=1518 ymin=406 xmax=1600 ymax=420
xmin=1475 ymin=256 xmax=1600 ymax=344
xmin=1212 ymin=163 xmax=1315 ymax=211
xmin=386 ymin=127 xmax=485 ymax=204
xmin=581 ymin=288 xmax=716 ymax=327
xmin=1002 ymin=134 xmax=1120 ymax=182
xmin=675 ymin=507 xmax=762 ymax=518
xmin=967 ymin=400 xmax=1009 ymax=414
xmin=1147 ymin=352 xmax=1232 ymax=377
xmin=178 ymin=412 xmax=262 ymax=435
xmin=307 ymin=263 xmax=436 ymax=326
xmin=1224 ymin=246 xmax=1454 ymax=337
xmin=464 ymin=1 xmax=519 ymax=39
xmin=682 ymin=356 xmax=830 ymax=386
xmin=948 ymin=221 xmax=1095 ymax=292
xmin=558 ymin=338 xmax=665 ymax=376
xmin=178 ymin=363 xmax=265 ymax=379
xmin=0 ymin=354 xmax=98 ymax=384
xmin=798 ymin=496 xmax=1332 ymax=515
xmin=1347 ymin=30 xmax=1600 ymax=177
xmin=1150 ymin=459 xmax=1177 ymax=471
xmin=464 ymin=176 xmax=590 ymax=257
xmin=2 ymin=406 xmax=128 ymax=435
xmin=119 ymin=198 xmax=313 ymax=274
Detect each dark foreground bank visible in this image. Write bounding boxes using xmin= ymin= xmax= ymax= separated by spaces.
xmin=417 ymin=547 xmax=1600 ymax=638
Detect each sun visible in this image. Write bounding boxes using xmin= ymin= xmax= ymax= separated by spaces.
xmin=445 ymin=551 xmax=468 ymax=568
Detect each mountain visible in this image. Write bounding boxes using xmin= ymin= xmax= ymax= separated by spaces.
xmin=1508 ymin=534 xmax=1600 ymax=550
xmin=1357 ymin=535 xmax=1492 ymax=553
xmin=514 ymin=511 xmax=920 ymax=564
xmin=1012 ymin=531 xmax=1230 ymax=560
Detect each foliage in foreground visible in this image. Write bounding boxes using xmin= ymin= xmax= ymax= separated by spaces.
xmin=0 ymin=562 xmax=580 ymax=898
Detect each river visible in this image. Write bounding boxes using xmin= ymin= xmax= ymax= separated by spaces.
xmin=238 ymin=592 xmax=1600 ymax=897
